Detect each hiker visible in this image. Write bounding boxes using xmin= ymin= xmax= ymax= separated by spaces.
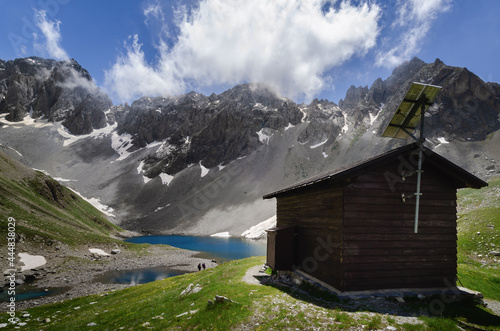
xmin=197 ymin=263 xmax=201 ymax=271
xmin=202 ymin=262 xmax=206 ymax=270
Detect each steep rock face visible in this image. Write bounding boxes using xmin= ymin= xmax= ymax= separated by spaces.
xmin=339 ymin=58 xmax=427 ymax=124
xmin=0 ymin=57 xmax=113 ymax=134
xmin=297 ymin=98 xmax=345 ymax=145
xmin=430 ymin=65 xmax=500 ymax=140
xmin=117 ymin=84 xmax=304 ymax=176
xmin=339 ymin=57 xmax=500 ymax=141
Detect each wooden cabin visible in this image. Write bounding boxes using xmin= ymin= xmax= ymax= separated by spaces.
xmin=263 ymin=143 xmax=487 ymax=292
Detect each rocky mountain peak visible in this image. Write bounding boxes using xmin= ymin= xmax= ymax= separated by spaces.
xmin=427 ymin=64 xmax=500 ymax=141
xmin=0 ymin=57 xmax=112 ymax=134
xmin=337 ymin=57 xmax=500 ymax=142
xmin=386 ymin=57 xmax=426 ymax=85
xmin=369 ymin=77 xmax=385 ymax=105
xmin=370 ymin=57 xmax=427 ymax=106
xmin=219 ymin=83 xmax=288 ymax=108
xmin=120 ymin=84 xmax=305 ymax=176
xmin=338 ymin=85 xmax=369 ymax=110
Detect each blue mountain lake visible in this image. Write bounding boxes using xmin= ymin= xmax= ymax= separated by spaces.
xmin=124 ymin=235 xmax=266 ymax=262
xmin=93 ymin=266 xmax=187 ymax=285
xmin=0 ymin=283 xmax=70 ymax=302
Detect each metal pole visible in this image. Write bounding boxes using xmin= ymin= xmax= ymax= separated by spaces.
xmin=414 ymin=147 xmax=423 ymax=233
xmin=414 ymin=102 xmax=425 ymax=233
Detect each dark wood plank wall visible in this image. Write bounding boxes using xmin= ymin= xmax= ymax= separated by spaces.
xmin=276 ymin=184 xmax=343 ymax=288
xmin=342 ymin=163 xmax=458 ymax=291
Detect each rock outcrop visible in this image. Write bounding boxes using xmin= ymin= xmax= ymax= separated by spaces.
xmin=0 ymin=57 xmax=113 ymax=135
xmin=116 ymin=84 xmax=304 ymax=176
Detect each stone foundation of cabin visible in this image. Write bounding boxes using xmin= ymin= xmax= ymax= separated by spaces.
xmin=272 ymin=268 xmax=484 ymax=305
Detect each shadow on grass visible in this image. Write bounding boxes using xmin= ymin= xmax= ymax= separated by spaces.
xmin=257 ymin=276 xmax=500 ymax=329
xmin=257 ymin=277 xmax=354 ymax=311
xmin=439 ymin=301 xmax=500 ymax=330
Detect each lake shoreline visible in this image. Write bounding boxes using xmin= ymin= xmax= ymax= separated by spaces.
xmin=1 ymin=244 xmax=215 ymax=312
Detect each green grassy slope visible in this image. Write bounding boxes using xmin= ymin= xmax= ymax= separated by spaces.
xmin=0 ymin=150 xmax=122 ymax=247
xmin=457 ymin=176 xmax=500 ymax=300
xmin=2 ymin=256 xmax=499 ymax=330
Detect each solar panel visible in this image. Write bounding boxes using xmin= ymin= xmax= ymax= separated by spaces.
xmin=382 ymin=82 xmax=442 ymax=140
xmin=380 ymin=82 xmax=442 ymax=233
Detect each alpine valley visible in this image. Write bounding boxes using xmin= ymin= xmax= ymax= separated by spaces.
xmin=1 ymin=56 xmax=499 ymax=237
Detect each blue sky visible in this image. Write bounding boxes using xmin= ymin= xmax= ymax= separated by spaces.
xmin=1 ymin=0 xmax=499 ymax=105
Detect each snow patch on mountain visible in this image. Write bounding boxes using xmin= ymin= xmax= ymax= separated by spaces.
xmin=369 ymin=106 xmax=384 ymax=125
xmin=299 ymin=106 xmax=308 ymax=122
xmin=159 ymin=173 xmax=174 ymax=185
xmin=241 ymin=215 xmax=276 ymax=239
xmin=0 ymin=113 xmax=51 ymax=129
xmin=53 ymin=176 xmax=76 ymax=182
xmin=68 ymin=187 xmax=115 ymax=217
xmin=58 ymin=122 xmax=117 ymax=147
xmin=18 ymin=253 xmax=46 ymax=271
xmin=146 ymin=142 xmax=163 ymax=150
xmin=155 ymin=204 xmax=170 ymax=212
xmin=88 ymin=248 xmax=110 ymax=256
xmin=310 ymin=139 xmax=328 ymax=149
xmin=437 ymin=137 xmax=449 ymax=144
xmin=341 ymin=112 xmax=349 ymax=134
xmin=435 ymin=137 xmax=450 ymax=148
xmin=0 ymin=143 xmax=23 ymax=156
xmin=257 ymin=128 xmax=271 ymax=144
xmin=111 ymin=131 xmax=134 ymax=161
xmin=200 ymin=162 xmax=210 ymax=177
xmin=137 ymin=160 xmax=145 ymax=174
xmin=33 ymin=168 xmax=50 ymax=175
xmin=211 ymin=231 xmax=230 ymax=238
xmin=135 ymin=160 xmax=153 ymax=183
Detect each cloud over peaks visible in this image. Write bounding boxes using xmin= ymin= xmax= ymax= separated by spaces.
xmin=376 ymin=0 xmax=452 ymax=68
xmin=105 ymin=0 xmax=381 ymax=103
xmin=33 ymin=9 xmax=69 ymax=61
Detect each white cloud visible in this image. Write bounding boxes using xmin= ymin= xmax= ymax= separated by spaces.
xmin=143 ymin=0 xmax=172 ymax=41
xmin=105 ymin=35 xmax=185 ymax=103
xmin=405 ymin=0 xmax=452 ymax=22
xmin=33 ymin=9 xmax=69 ymax=61
xmin=56 ymin=62 xmax=102 ymax=95
xmin=376 ymin=0 xmax=452 ymax=67
xmin=144 ymin=1 xmax=164 ymax=24
xmin=105 ymin=0 xmax=381 ymax=103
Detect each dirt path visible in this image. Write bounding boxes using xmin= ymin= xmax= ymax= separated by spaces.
xmin=484 ymin=298 xmax=500 ymax=316
xmin=241 ymin=263 xmax=267 ymax=286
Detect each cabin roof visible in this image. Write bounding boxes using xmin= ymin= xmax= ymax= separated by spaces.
xmin=263 ymin=143 xmax=487 ymax=199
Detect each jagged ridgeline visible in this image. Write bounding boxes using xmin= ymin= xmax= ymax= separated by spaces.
xmin=0 ymin=56 xmax=499 ymax=235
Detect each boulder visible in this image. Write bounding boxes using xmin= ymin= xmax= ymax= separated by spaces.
xmin=180 ymin=283 xmax=203 ymax=297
